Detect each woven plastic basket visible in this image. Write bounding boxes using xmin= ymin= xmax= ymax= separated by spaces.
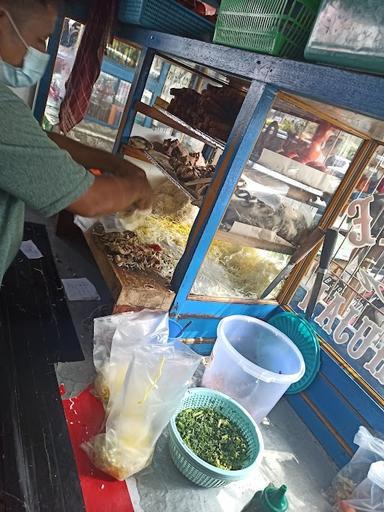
xmin=213 ymin=0 xmax=321 ymax=58
xmin=118 ymin=0 xmax=215 ymax=40
xmin=169 ymin=388 xmax=263 ymax=488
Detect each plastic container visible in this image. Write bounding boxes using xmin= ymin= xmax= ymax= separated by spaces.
xmin=305 ymin=0 xmax=384 ymax=74
xmin=169 ymin=388 xmax=264 ymax=488
xmin=202 ymin=316 xmax=305 ymax=423
xmin=118 ymin=0 xmax=215 ymax=41
xmin=213 ymin=0 xmax=321 ymax=58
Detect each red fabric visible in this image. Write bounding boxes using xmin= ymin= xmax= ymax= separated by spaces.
xmin=59 ymin=0 xmax=116 ymax=134
xmin=62 ymin=388 xmax=134 ymax=512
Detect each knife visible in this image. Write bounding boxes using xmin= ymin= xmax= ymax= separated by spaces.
xmin=259 ymin=226 xmax=326 ymax=300
xmin=305 ymin=229 xmax=339 ymax=320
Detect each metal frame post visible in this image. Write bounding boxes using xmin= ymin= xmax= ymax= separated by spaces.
xmin=171 ymin=81 xmax=277 ymax=310
xmin=112 ymin=47 xmax=155 ymax=154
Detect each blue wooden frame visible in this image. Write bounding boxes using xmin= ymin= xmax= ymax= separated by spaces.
xmin=113 ymin=48 xmax=156 ymax=153
xmin=84 ymin=57 xmax=170 ymax=130
xmin=169 ymin=83 xmax=281 ymax=323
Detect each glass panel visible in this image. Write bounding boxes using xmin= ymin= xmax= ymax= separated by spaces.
xmin=188 ymin=98 xmax=363 ymax=300
xmin=43 ymin=17 xmax=84 ymax=129
xmin=291 ymin=146 xmax=384 ymax=397
xmin=43 ymin=21 xmax=140 ymax=151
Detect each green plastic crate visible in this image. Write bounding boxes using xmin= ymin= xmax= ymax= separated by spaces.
xmin=213 ymin=0 xmax=321 ymax=58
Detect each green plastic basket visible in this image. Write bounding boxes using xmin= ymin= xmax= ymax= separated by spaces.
xmin=213 ymin=0 xmax=321 ymax=58
xmin=169 ymin=388 xmax=263 ymax=488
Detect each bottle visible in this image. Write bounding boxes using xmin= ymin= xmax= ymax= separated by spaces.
xmin=242 ymin=484 xmax=288 ymax=511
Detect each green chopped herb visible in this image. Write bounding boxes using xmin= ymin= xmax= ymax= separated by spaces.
xmin=175 ymin=407 xmax=249 ymax=471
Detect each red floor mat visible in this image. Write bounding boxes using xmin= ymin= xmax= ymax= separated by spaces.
xmin=62 ymin=387 xmax=134 ymax=512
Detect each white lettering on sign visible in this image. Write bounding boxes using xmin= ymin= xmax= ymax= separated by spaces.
xmin=298 ymin=282 xmax=330 ymax=311
xmin=346 ymin=316 xmax=382 ymax=360
xmin=364 ymin=346 xmax=384 ymax=385
xmin=347 ymin=196 xmax=376 ymax=247
xmin=298 ymin=294 xmax=384 ymax=386
xmin=333 ymin=305 xmax=360 ymax=345
xmin=358 ymin=269 xmax=384 ymax=304
xmin=296 ymin=193 xmax=384 ymax=387
xmin=314 ymin=292 xmax=346 ymax=335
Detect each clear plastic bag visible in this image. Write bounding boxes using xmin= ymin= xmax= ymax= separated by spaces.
xmin=74 ymin=209 xmax=151 ymax=235
xmin=85 ymin=311 xmax=201 ymax=480
xmin=329 ymin=427 xmax=384 ymax=508
xmin=92 ymin=310 xmax=169 ymax=407
xmin=342 ymin=461 xmax=384 ymax=512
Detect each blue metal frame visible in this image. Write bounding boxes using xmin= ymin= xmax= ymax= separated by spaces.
xmin=170 ymin=82 xmax=278 ymax=317
xmin=84 ymin=57 xmax=170 ymax=130
xmin=112 ymin=48 xmax=155 ymax=153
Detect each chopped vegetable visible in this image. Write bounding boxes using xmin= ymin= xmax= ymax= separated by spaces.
xmin=175 ymin=407 xmax=249 ymax=471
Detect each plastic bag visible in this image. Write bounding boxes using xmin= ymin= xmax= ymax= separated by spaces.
xmin=329 ymin=427 xmax=384 ymax=508
xmin=342 ymin=461 xmax=384 ymax=512
xmin=85 ymin=311 xmax=201 ymax=480
xmin=74 ymin=208 xmax=151 ymax=235
xmin=92 ymin=310 xmax=169 ymax=407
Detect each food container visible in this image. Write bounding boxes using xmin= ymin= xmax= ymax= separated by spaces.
xmin=202 ymin=316 xmax=305 ymax=423
xmin=305 ymin=0 xmax=384 ymax=74
xmin=118 ymin=0 xmax=215 ymax=41
xmin=213 ymin=0 xmax=321 ymax=58
xmin=169 ymin=388 xmax=263 ymax=488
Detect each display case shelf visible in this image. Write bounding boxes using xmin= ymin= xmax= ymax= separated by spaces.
xmin=136 ymin=101 xmax=225 ymax=149
xmin=144 ymin=150 xmax=202 ymax=202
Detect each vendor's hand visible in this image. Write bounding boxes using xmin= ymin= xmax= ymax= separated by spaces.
xmin=125 ymin=171 xmax=153 ymax=211
xmin=67 ymin=171 xmax=153 ymax=218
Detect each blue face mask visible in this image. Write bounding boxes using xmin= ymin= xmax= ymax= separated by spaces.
xmin=0 ymin=10 xmax=50 ymax=88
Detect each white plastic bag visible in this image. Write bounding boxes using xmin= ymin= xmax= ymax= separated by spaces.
xmin=92 ymin=310 xmax=169 ymax=407
xmin=329 ymin=427 xmax=384 ymax=507
xmin=342 ymin=461 xmax=384 ymax=512
xmin=74 ymin=209 xmax=151 ymax=234
xmin=85 ymin=311 xmax=201 ymax=480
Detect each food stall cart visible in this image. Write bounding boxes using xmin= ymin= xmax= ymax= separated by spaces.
xmin=0 ymin=1 xmax=378 ymax=510
xmin=32 ymin=1 xmax=384 ymax=466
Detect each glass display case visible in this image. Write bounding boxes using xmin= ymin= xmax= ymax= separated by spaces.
xmin=291 ymin=145 xmax=384 ymax=399
xmin=189 ymin=98 xmax=363 ymax=301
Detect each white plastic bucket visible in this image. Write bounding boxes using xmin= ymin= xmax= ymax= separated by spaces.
xmin=202 ymin=315 xmax=305 ymax=423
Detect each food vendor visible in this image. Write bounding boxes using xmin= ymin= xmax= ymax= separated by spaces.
xmin=0 ymin=0 xmax=152 ymax=282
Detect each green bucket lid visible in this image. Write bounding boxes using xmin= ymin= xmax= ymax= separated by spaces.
xmin=269 ymin=312 xmax=320 ymax=394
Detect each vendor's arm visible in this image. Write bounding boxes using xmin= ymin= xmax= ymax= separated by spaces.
xmin=0 ymin=86 xmax=152 ymax=219
xmin=67 ymin=173 xmax=152 ymax=217
xmin=47 ymin=131 xmax=142 ymax=178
